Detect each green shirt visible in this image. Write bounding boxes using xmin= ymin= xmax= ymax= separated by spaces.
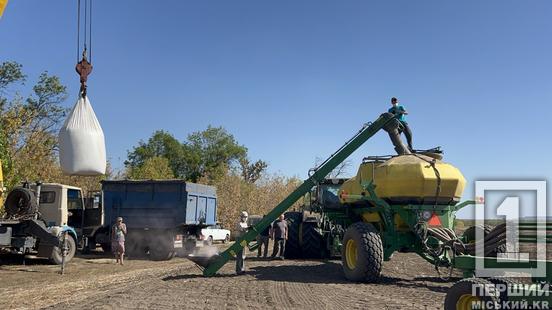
xmin=388 ymin=105 xmax=407 ymax=122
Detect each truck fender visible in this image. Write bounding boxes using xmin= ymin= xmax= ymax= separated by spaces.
xmin=48 ymin=225 xmax=78 ymax=242
xmin=61 ymin=226 xmax=78 ymax=242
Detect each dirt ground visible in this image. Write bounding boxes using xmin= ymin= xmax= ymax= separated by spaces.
xmin=0 ymin=243 xmax=463 ymax=310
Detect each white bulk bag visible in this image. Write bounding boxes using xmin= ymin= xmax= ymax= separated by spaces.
xmin=59 ymin=95 xmax=106 ymax=175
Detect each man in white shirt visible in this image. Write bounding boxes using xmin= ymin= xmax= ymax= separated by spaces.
xmin=235 ymin=211 xmax=249 ymax=274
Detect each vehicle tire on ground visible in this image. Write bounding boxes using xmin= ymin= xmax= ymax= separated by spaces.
xmin=341 ymin=222 xmax=383 ymax=282
xmin=223 ymin=234 xmax=230 ymax=243
xmin=487 ymin=277 xmax=518 ymax=302
xmin=284 ymin=212 xmax=302 ymax=259
xmin=301 ymin=222 xmax=326 ymax=259
xmin=205 ymin=236 xmax=213 ymax=246
xmin=150 ymin=234 xmax=174 ymax=261
xmin=444 ymin=278 xmax=499 ymax=310
xmin=50 ymin=234 xmax=77 ymax=265
xmin=5 ymin=187 xmax=38 ymax=218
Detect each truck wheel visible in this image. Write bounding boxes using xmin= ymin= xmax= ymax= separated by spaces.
xmin=341 ymin=222 xmax=383 ymax=282
xmin=444 ymin=278 xmax=499 ymax=310
xmin=284 ymin=212 xmax=302 ymax=259
xmin=5 ymin=187 xmax=38 ymax=218
xmin=301 ymin=222 xmax=326 ymax=259
xmin=223 ymin=234 xmax=230 ymax=243
xmin=50 ymin=235 xmax=77 ymax=265
xmin=150 ymin=235 xmax=174 ymax=261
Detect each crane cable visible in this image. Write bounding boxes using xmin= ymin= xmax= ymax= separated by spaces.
xmin=77 ymin=0 xmax=92 ymax=61
xmin=76 ymin=0 xmax=93 ymax=98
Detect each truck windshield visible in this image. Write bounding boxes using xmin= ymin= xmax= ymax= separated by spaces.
xmin=67 ymin=189 xmax=84 ymax=210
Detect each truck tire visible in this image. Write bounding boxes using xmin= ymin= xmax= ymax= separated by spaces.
xmin=444 ymin=278 xmax=499 ymax=310
xmin=301 ymin=222 xmax=326 ymax=259
xmin=5 ymin=187 xmax=38 ymax=218
xmin=284 ymin=212 xmax=302 ymax=259
xmin=50 ymin=235 xmax=77 ymax=265
xmin=341 ymin=222 xmax=383 ymax=282
xmin=150 ymin=234 xmax=174 ymax=261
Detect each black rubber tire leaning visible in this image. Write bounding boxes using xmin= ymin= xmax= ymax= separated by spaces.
xmin=284 ymin=212 xmax=302 ymax=259
xmin=5 ymin=187 xmax=38 ymax=218
xmin=341 ymin=222 xmax=383 ymax=282
xmin=444 ymin=278 xmax=499 ymax=310
xmin=50 ymin=235 xmax=77 ymax=265
xmin=301 ymin=222 xmax=326 ymax=259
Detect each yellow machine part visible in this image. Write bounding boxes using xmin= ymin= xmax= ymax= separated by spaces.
xmin=361 ymin=212 xmax=409 ymax=232
xmin=340 ymin=154 xmax=466 ymax=205
xmin=0 ymin=0 xmax=8 ymax=19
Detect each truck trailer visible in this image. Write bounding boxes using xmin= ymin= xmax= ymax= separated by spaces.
xmin=84 ymin=180 xmax=217 ymax=260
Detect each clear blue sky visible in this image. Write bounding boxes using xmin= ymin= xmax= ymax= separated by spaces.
xmin=2 ymin=1 xmax=551 ymax=218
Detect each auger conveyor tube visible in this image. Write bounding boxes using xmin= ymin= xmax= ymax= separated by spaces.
xmin=201 ymin=113 xmax=394 ymax=277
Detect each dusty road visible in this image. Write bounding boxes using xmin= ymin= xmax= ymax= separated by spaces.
xmin=0 ymin=245 xmax=460 ymax=310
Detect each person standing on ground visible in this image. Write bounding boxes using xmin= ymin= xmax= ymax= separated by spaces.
xmin=270 ymin=214 xmax=288 ymax=260
xmin=235 ymin=211 xmax=249 ymax=275
xmin=257 ymin=214 xmax=271 ymax=258
xmin=388 ymin=97 xmax=413 ymax=151
xmin=111 ymin=217 xmax=127 ymax=265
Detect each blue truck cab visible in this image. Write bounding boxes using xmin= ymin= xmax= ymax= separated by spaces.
xmin=96 ymin=180 xmax=217 ymax=260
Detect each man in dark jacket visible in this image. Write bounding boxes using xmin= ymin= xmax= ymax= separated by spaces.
xmin=270 ymin=214 xmax=288 ymax=260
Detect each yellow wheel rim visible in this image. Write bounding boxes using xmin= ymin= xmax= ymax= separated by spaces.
xmin=345 ymin=239 xmax=357 ymax=270
xmin=456 ymin=294 xmax=481 ymax=310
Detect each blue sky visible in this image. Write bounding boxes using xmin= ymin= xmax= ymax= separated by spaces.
xmin=2 ymin=1 xmax=551 ymax=218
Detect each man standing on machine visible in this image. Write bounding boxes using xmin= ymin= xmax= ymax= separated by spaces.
xmin=388 ymin=97 xmax=413 ymax=151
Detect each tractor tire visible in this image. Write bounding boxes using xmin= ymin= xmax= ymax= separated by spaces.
xmin=284 ymin=212 xmax=302 ymax=259
xmin=341 ymin=222 xmax=383 ymax=282
xmin=301 ymin=222 xmax=326 ymax=259
xmin=5 ymin=187 xmax=38 ymax=218
xmin=50 ymin=235 xmax=77 ymax=265
xmin=444 ymin=278 xmax=499 ymax=310
xmin=488 ymin=277 xmax=518 ymax=303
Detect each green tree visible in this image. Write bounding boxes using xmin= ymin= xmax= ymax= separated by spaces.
xmin=125 ymin=130 xmax=187 ymax=177
xmin=127 ymin=156 xmax=175 ymax=180
xmin=0 ymin=61 xmax=68 ymax=189
xmin=239 ymin=157 xmax=268 ymax=184
xmin=126 ymin=126 xmax=260 ymax=183
xmin=186 ymin=126 xmax=247 ymax=181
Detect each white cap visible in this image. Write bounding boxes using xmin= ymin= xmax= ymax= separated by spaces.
xmin=240 ymin=211 xmax=249 ymax=218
